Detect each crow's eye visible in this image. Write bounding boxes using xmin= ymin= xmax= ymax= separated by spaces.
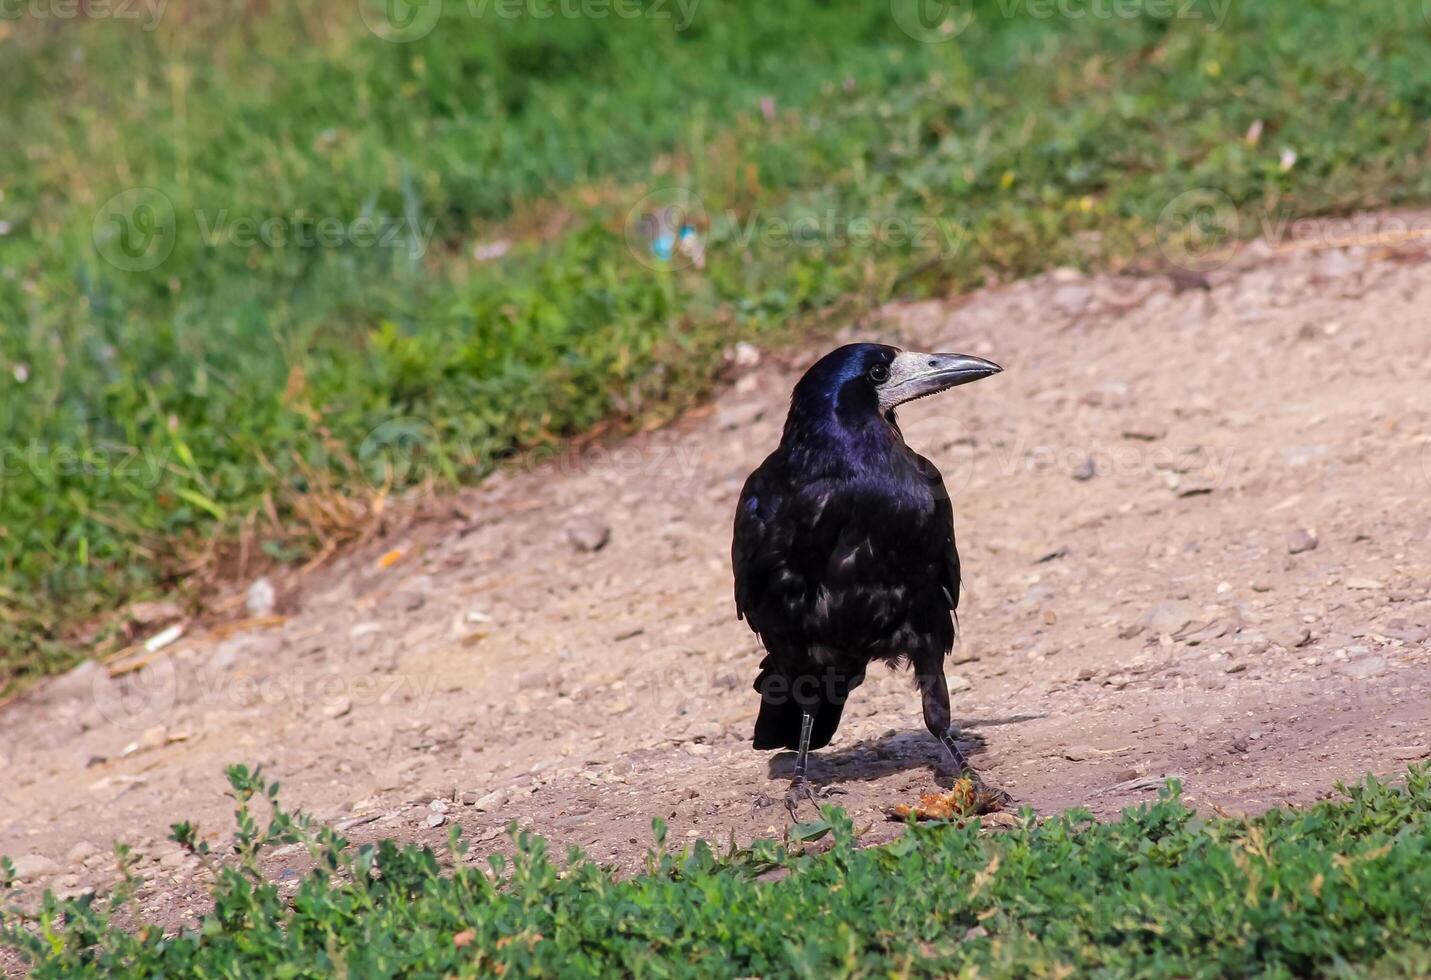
xmin=867 ymin=363 xmax=890 ymax=383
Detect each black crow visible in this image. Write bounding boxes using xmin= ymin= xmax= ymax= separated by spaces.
xmin=732 ymin=342 xmax=1002 ymax=810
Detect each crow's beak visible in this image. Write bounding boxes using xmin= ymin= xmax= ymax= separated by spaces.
xmin=878 ymin=350 xmax=1003 ymax=411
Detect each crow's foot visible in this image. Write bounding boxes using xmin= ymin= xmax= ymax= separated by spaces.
xmin=936 ymin=733 xmax=1016 ymax=809
xmin=974 ymin=779 xmax=1016 ymax=811
xmin=931 ymin=767 xmax=1017 ymax=810
xmin=784 ymin=778 xmax=821 ymax=818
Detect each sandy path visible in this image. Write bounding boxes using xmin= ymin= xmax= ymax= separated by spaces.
xmin=2 ymin=217 xmax=1428 ymax=936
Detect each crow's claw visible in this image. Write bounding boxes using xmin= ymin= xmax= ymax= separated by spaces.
xmin=978 ymin=781 xmax=1017 ymax=810
xmin=935 ymin=759 xmax=1016 ymax=811
xmin=784 ymin=778 xmax=821 ymax=817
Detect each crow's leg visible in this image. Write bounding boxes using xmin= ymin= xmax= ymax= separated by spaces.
xmin=917 ymin=669 xmax=973 ymax=775
xmin=918 ymin=668 xmax=1014 ymax=806
xmin=784 ymin=711 xmax=819 ymax=817
xmin=793 ymin=710 xmax=814 ymax=781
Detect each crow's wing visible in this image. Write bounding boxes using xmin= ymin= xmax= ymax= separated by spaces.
xmin=935 ymin=485 xmax=961 ymax=612
xmin=733 ymin=455 xmax=830 ymax=635
xmin=915 ymin=450 xmax=961 ymax=613
xmin=732 ymin=459 xmax=785 ymax=624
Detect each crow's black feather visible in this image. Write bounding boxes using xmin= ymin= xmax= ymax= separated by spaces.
xmin=732 ymin=343 xmax=967 ymax=753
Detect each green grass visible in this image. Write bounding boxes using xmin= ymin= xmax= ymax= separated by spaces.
xmin=3 ymin=0 xmax=1431 ymax=686
xmin=4 ymin=764 xmax=1430 ymax=976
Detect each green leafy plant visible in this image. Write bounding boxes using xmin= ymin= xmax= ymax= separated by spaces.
xmin=3 ymin=765 xmax=1429 ymax=976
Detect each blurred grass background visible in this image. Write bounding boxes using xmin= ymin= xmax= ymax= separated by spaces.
xmin=1 ymin=0 xmax=1429 ymax=689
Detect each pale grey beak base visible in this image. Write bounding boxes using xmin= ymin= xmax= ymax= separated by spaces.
xmin=877 ymin=350 xmax=1002 ymax=412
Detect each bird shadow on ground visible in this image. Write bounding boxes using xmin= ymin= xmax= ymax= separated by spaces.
xmin=765 ymin=715 xmax=1044 ymax=790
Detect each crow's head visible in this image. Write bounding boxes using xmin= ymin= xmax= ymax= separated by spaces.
xmin=790 ymin=343 xmax=1001 ymax=428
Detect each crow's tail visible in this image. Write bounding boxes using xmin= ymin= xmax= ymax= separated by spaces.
xmin=751 ymin=659 xmax=865 ymax=751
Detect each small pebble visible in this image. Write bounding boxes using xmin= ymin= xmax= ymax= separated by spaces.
xmin=1336 ymin=656 xmax=1388 ymax=680
xmin=246 ymin=576 xmax=277 ymax=617
xmin=567 ymin=521 xmax=612 ymax=553
xmin=472 ymin=790 xmax=507 ymax=812
xmin=9 ymin=855 xmax=60 ymax=880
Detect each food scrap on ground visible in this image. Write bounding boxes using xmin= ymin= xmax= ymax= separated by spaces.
xmin=887 ymin=778 xmax=1006 ymax=822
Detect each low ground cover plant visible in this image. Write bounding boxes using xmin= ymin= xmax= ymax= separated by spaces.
xmin=4 ymin=764 xmax=1429 ymax=976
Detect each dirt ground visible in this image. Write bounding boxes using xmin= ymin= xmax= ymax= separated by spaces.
xmin=2 ymin=215 xmax=1429 ymax=944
